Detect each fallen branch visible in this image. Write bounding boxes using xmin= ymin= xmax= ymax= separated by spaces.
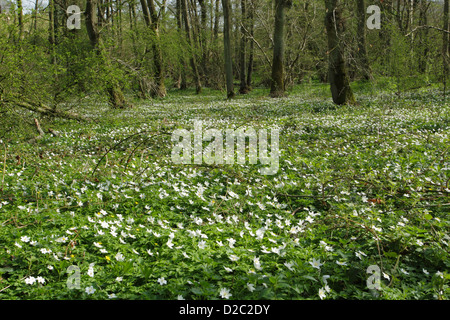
xmin=48 ymin=128 xmax=60 ymax=137
xmin=2 ymin=99 xmax=88 ymax=122
xmin=28 ymin=118 xmax=45 ymax=143
xmin=34 ymin=118 xmax=44 ymax=138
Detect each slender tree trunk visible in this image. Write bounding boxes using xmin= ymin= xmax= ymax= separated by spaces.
xmin=33 ymin=0 xmax=39 ymax=33
xmin=270 ymin=0 xmax=291 ymax=98
xmin=444 ymin=0 xmax=449 ymax=96
xmin=182 ymin=0 xmax=202 ymax=93
xmin=214 ymin=0 xmax=220 ymax=40
xmin=222 ymin=0 xmax=235 ymax=98
xmin=128 ymin=1 xmax=139 ymax=57
xmin=324 ymin=0 xmax=355 ymax=105
xmin=98 ymin=0 xmax=103 ymax=28
xmin=85 ymin=0 xmax=130 ymax=108
xmin=176 ymin=0 xmax=187 ymax=89
xmin=140 ymin=0 xmax=151 ymax=26
xmin=418 ymin=0 xmax=429 ymax=74
xmin=198 ymin=0 xmax=209 ymax=85
xmin=408 ymin=0 xmax=415 ymax=62
xmin=239 ymin=0 xmax=250 ymax=94
xmin=246 ymin=0 xmax=254 ymax=89
xmin=110 ymin=0 xmax=114 ymax=28
xmin=17 ymin=0 xmax=24 ymax=41
xmin=356 ymin=0 xmax=370 ymax=80
xmin=48 ymin=0 xmax=57 ymax=66
xmin=147 ymin=0 xmax=167 ymax=98
xmin=106 ymin=0 xmax=110 ymax=25
xmin=379 ymin=0 xmax=392 ymax=49
xmin=117 ymin=0 xmax=123 ymax=50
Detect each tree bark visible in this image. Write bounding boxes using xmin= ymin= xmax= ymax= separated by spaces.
xmin=379 ymin=0 xmax=392 ymax=59
xmin=142 ymin=0 xmax=167 ymax=98
xmin=176 ymin=0 xmax=188 ymax=89
xmin=270 ymin=0 xmax=291 ymax=98
xmin=48 ymin=0 xmax=56 ymax=65
xmin=214 ymin=0 xmax=220 ymax=40
xmin=181 ymin=0 xmax=202 ymax=93
xmin=198 ymin=0 xmax=209 ymax=85
xmin=418 ymin=0 xmax=429 ymax=74
xmin=17 ymin=0 xmax=24 ymax=41
xmin=239 ymin=0 xmax=250 ymax=94
xmin=33 ymin=0 xmax=39 ymax=32
xmin=324 ymin=0 xmax=355 ymax=105
xmin=356 ymin=0 xmax=370 ymax=80
xmin=444 ymin=0 xmax=449 ymax=94
xmin=222 ymin=0 xmax=235 ymax=98
xmin=246 ymin=0 xmax=255 ymax=89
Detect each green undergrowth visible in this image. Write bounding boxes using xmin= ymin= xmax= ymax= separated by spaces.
xmin=0 ymin=86 xmax=449 ymax=300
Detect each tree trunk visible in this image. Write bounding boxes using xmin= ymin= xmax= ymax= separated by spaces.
xmin=17 ymin=0 xmax=24 ymax=41
xmin=222 ymin=0 xmax=235 ymax=98
xmin=239 ymin=0 xmax=250 ymax=94
xmin=85 ymin=0 xmax=130 ymax=109
xmin=176 ymin=0 xmax=188 ymax=90
xmin=356 ymin=0 xmax=371 ymax=80
xmin=181 ymin=0 xmax=202 ymax=93
xmin=270 ymin=0 xmax=291 ymax=98
xmin=444 ymin=0 xmax=449 ymax=95
xmin=324 ymin=0 xmax=355 ymax=105
xmin=379 ymin=0 xmax=392 ymax=60
xmin=48 ymin=0 xmax=57 ymax=66
xmin=140 ymin=0 xmax=151 ymax=26
xmin=198 ymin=0 xmax=209 ymax=85
xmin=33 ymin=0 xmax=39 ymax=32
xmin=214 ymin=0 xmax=220 ymax=40
xmin=408 ymin=0 xmax=415 ymax=61
xmin=146 ymin=0 xmax=167 ymax=98
xmin=418 ymin=0 xmax=429 ymax=74
xmin=246 ymin=0 xmax=255 ymax=89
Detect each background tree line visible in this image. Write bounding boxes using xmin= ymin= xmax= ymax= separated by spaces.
xmin=0 ymin=0 xmax=448 ymax=112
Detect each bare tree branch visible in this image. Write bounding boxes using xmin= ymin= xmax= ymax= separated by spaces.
xmin=405 ymin=25 xmax=450 ymax=37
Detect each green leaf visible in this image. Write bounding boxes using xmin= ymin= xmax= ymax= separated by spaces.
xmin=191 ymin=287 xmax=203 ymax=295
xmin=384 ymin=251 xmax=398 ymax=258
xmin=302 ymin=275 xmax=318 ymax=282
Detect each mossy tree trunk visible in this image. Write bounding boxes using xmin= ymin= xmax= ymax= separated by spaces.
xmin=324 ymin=0 xmax=355 ymax=105
xmin=270 ymin=0 xmax=291 ymax=98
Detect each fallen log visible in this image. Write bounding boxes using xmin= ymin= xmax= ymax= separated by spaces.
xmin=2 ymin=99 xmax=89 ymax=122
